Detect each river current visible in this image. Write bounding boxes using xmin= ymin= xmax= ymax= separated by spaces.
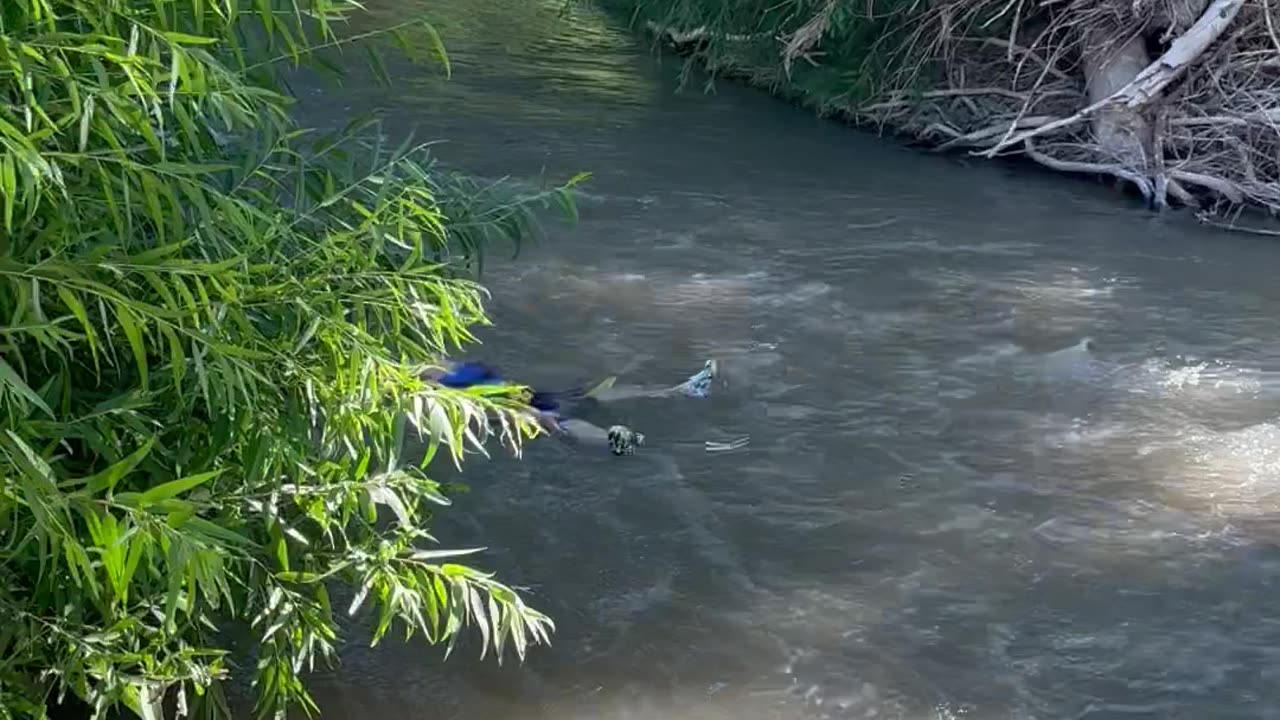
xmin=296 ymin=3 xmax=1280 ymax=718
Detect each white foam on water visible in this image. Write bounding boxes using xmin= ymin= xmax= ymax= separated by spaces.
xmin=1168 ymin=422 xmax=1280 ymax=516
xmin=1036 ymin=417 xmax=1132 ymax=450
xmin=1056 ymin=354 xmax=1279 ymax=520
xmin=954 ymin=343 xmax=1022 ymax=367
xmin=753 ymin=281 xmax=833 ymax=308
xmin=1133 ymin=358 xmax=1267 ymax=402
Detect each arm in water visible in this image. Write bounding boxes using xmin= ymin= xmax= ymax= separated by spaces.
xmin=427 ymin=359 xmax=718 ymax=455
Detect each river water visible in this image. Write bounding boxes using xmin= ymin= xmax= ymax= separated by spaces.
xmin=297 ymin=2 xmax=1280 ymax=718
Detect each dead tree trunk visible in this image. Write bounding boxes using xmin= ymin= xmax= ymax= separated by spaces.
xmin=987 ymin=0 xmax=1246 ymax=207
xmin=1081 ymin=22 xmax=1156 ymax=197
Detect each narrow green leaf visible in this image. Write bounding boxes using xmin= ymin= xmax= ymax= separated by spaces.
xmin=152 ymin=162 xmax=237 ymax=176
xmin=421 ymin=21 xmax=452 ymax=79
xmin=57 ymin=287 xmax=100 ymax=370
xmin=185 ymin=517 xmax=257 ymax=548
xmin=81 ymin=436 xmax=156 ymax=495
xmin=316 ymin=583 xmax=332 ymax=619
xmin=161 ymin=324 xmax=185 ymax=394
xmin=364 ymin=46 xmax=391 ymax=86
xmin=138 ymin=172 xmax=166 ymax=242
xmin=128 ymin=241 xmax=188 ymax=264
xmin=273 ymin=532 xmax=289 ymax=572
xmin=1 ymin=152 xmax=15 ymax=232
xmin=121 ymin=526 xmax=149 ymax=601
xmin=0 ymin=356 xmax=53 ymax=417
xmin=96 ymin=161 xmax=125 ymax=239
xmin=163 ymin=31 xmax=219 ymax=45
xmin=78 ymin=93 xmax=95 ymax=151
xmin=276 ymin=571 xmax=321 ymax=583
xmin=164 ymin=540 xmax=185 ymax=630
xmin=137 ymin=470 xmax=222 ymax=505
xmin=114 ymin=303 xmax=149 ymax=390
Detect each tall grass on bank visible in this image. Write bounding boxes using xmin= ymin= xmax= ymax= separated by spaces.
xmin=0 ymin=1 xmax=580 ymax=718
xmin=599 ymin=0 xmax=922 ymax=105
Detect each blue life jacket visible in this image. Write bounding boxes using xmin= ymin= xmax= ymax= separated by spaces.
xmin=438 ymin=361 xmax=503 ymax=388
xmin=438 ymin=362 xmax=564 ymax=414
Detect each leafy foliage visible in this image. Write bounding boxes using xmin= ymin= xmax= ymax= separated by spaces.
xmin=601 ymin=0 xmax=926 ymax=105
xmin=0 ymin=1 xmax=579 ymax=717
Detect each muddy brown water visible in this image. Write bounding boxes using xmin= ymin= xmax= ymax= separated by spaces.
xmin=293 ymin=2 xmax=1280 ymax=718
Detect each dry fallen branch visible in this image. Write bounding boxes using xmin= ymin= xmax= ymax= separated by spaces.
xmin=968 ymin=36 xmax=1076 ymax=82
xmin=935 ymin=114 xmax=1061 ymax=149
xmin=1169 ymin=168 xmax=1247 ymax=202
xmin=859 ymin=86 xmax=1076 ymax=113
xmin=983 ymin=0 xmax=1248 ymax=155
xmin=643 ymin=0 xmax=1280 ymax=217
xmin=1120 ymin=0 xmax=1248 ymax=108
xmin=1023 ymin=138 xmax=1155 ymax=199
xmin=1169 ymin=108 xmax=1280 ymax=125
xmin=1167 ymin=178 xmax=1201 ymax=206
xmin=781 ymin=0 xmax=838 ymax=76
xmin=1197 ymin=210 xmax=1280 ymax=233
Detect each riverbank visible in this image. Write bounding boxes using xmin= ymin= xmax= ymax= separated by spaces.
xmin=600 ymin=0 xmax=1280 ymax=229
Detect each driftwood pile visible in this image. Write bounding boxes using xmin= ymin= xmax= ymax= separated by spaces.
xmin=646 ymin=0 xmax=1280 ymax=223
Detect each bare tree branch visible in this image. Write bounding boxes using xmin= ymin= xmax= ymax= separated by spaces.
xmin=983 ymin=0 xmax=1247 ymax=155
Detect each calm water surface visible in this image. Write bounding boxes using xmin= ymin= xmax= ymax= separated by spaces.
xmin=297 ymin=2 xmax=1280 ymax=718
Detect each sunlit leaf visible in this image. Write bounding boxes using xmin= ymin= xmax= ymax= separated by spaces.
xmin=137 ymin=470 xmax=223 ymax=505
xmin=164 ymin=31 xmax=220 ymax=45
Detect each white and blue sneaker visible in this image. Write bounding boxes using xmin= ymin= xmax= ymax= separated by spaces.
xmin=673 ymin=359 xmax=717 ymax=399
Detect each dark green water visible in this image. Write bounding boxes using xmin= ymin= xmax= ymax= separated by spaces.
xmin=294 ymin=2 xmax=1280 ymax=718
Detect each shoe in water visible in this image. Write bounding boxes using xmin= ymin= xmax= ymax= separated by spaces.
xmin=675 ymin=359 xmax=717 ymax=398
xmin=607 ymin=425 xmax=645 ymax=456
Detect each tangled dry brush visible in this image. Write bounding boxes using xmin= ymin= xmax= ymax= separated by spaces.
xmin=652 ymin=0 xmax=1280 ymax=222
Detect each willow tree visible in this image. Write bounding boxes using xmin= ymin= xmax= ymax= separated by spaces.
xmin=0 ymin=1 xmax=573 ymax=718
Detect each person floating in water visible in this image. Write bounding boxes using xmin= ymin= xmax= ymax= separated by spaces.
xmin=429 ymin=359 xmax=717 ymax=456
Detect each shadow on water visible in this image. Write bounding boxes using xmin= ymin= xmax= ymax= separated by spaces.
xmin=294 ymin=1 xmax=1280 ymax=718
